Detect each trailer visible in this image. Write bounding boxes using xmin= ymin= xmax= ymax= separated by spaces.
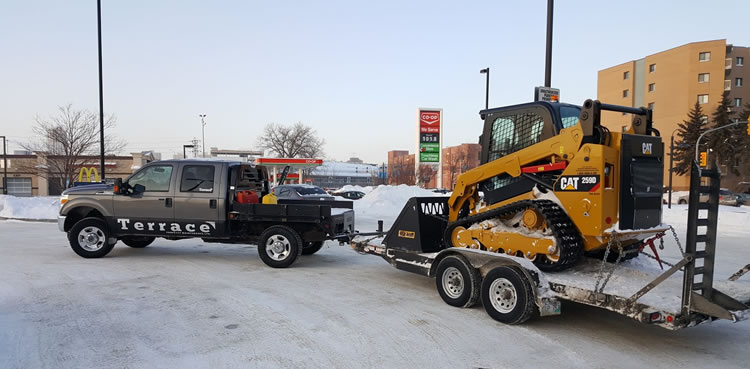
xmin=351 ymin=162 xmax=750 ymax=329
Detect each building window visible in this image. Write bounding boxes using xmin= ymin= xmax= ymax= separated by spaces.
xmin=0 ymin=159 xmax=10 ymax=169
xmin=649 ymin=63 xmax=656 ymax=73
xmin=623 ymin=71 xmax=630 ymax=80
xmin=698 ymin=73 xmax=710 ymax=83
xmin=648 ymin=102 xmax=655 ymax=110
xmin=699 ymin=52 xmax=711 ymax=62
xmin=735 ymin=98 xmax=742 ymax=107
xmin=697 ymin=94 xmax=709 ymax=104
xmin=737 ymin=57 xmax=744 ymax=66
xmin=736 ymin=78 xmax=743 ymax=87
xmin=623 ymin=89 xmax=629 ymax=98
xmin=648 ymin=83 xmax=655 ymax=92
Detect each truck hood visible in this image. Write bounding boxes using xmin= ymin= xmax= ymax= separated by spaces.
xmin=62 ymin=183 xmax=113 ymax=195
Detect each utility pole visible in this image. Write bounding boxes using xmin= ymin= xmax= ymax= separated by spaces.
xmin=200 ymin=114 xmax=207 ymax=157
xmin=97 ymin=0 xmax=105 ymax=180
xmin=544 ymin=0 xmax=554 ymax=87
xmin=1 ymin=136 xmax=7 ymax=194
xmin=479 ymin=68 xmax=490 ymax=109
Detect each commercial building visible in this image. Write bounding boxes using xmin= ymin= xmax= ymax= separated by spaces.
xmin=598 ymin=39 xmax=749 ymax=189
xmin=308 ymin=161 xmax=382 ymax=189
xmin=0 ymin=151 xmax=156 ymax=196
xmin=388 ymin=143 xmax=481 ymax=189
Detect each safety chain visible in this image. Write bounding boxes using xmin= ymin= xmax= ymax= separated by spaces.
xmin=640 ymin=225 xmax=685 ymax=269
xmin=594 ymin=230 xmax=623 ymax=295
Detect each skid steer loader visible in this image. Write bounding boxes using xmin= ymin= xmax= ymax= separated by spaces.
xmin=387 ymin=99 xmax=666 ymax=271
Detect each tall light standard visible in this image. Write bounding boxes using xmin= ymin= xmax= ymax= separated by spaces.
xmin=97 ymin=0 xmax=105 ymax=179
xmin=1 ymin=136 xmax=7 ymax=194
xmin=544 ymin=0 xmax=554 ymax=87
xmin=479 ymin=68 xmax=490 ymax=109
xmin=199 ymin=114 xmax=207 ymax=157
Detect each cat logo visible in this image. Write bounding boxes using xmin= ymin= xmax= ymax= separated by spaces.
xmin=398 ymin=230 xmax=416 ymax=239
xmin=642 ymin=143 xmax=653 ymax=155
xmin=560 ymin=176 xmax=579 ymax=190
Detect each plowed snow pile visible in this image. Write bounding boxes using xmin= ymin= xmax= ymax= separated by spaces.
xmin=353 ymin=185 xmax=440 ymax=220
xmin=0 ymin=195 xmax=59 ymax=220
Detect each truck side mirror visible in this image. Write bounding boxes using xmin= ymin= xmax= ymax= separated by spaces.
xmin=132 ymin=184 xmax=146 ymax=194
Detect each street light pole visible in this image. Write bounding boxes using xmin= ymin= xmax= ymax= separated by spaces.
xmin=1 ymin=136 xmax=7 ymax=194
xmin=479 ymin=68 xmax=490 ymax=109
xmin=200 ymin=114 xmax=207 ymax=157
xmin=97 ymin=0 xmax=105 ymax=180
xmin=544 ymin=0 xmax=554 ymax=87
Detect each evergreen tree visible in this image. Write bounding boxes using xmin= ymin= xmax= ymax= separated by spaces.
xmin=709 ymin=92 xmax=744 ymax=175
xmin=673 ymin=102 xmax=708 ymax=175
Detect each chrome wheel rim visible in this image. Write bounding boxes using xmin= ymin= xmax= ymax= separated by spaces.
xmin=78 ymin=226 xmax=105 ymax=252
xmin=266 ymin=235 xmax=291 ymax=261
xmin=441 ymin=266 xmax=464 ymax=299
xmin=489 ymin=278 xmax=517 ymax=314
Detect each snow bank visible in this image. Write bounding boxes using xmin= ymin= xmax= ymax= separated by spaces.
xmin=353 ymin=185 xmax=441 ymax=220
xmin=336 ymin=185 xmax=375 ymax=194
xmin=0 ymin=195 xmax=59 ymax=220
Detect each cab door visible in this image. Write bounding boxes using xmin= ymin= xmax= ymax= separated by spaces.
xmin=172 ymin=162 xmax=223 ymax=237
xmin=112 ymin=163 xmax=176 ymax=235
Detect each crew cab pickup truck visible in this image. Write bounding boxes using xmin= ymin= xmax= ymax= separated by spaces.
xmin=58 ymin=159 xmax=354 ymax=268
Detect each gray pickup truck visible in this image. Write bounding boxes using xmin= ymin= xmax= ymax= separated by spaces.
xmin=58 ymin=159 xmax=355 ymax=268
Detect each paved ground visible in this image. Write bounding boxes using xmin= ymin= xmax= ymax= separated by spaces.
xmin=2 ymin=220 xmax=750 ymax=369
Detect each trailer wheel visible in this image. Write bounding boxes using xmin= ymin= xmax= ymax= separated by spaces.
xmin=68 ymin=217 xmax=116 ymax=258
xmin=301 ymin=241 xmax=324 ymax=255
xmin=258 ymin=226 xmax=302 ymax=268
xmin=435 ymin=255 xmax=480 ymax=308
xmin=121 ymin=236 xmax=155 ymax=248
xmin=481 ymin=266 xmax=536 ymax=325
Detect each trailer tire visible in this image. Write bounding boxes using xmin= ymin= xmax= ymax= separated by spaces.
xmin=481 ymin=266 xmax=536 ymax=325
xmin=258 ymin=226 xmax=302 ymax=268
xmin=68 ymin=217 xmax=115 ymax=258
xmin=435 ymin=255 xmax=480 ymax=308
xmin=121 ymin=236 xmax=155 ymax=248
xmin=302 ymin=241 xmax=324 ymax=255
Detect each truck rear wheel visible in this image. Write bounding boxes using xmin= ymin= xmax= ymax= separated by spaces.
xmin=435 ymin=255 xmax=480 ymax=308
xmin=68 ymin=217 xmax=115 ymax=258
xmin=481 ymin=266 xmax=536 ymax=325
xmin=121 ymin=236 xmax=155 ymax=248
xmin=258 ymin=226 xmax=302 ymax=268
xmin=302 ymin=241 xmax=324 ymax=255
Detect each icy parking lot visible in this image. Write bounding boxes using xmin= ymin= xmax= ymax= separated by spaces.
xmin=1 ymin=190 xmax=750 ymax=368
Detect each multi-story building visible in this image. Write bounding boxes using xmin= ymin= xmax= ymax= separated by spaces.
xmin=598 ymin=39 xmax=749 ymax=190
xmin=387 ymin=143 xmax=481 ymax=189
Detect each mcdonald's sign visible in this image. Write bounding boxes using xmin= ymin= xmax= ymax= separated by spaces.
xmin=78 ymin=167 xmax=100 ymax=183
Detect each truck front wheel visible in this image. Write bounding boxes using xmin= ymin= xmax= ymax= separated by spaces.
xmin=258 ymin=226 xmax=302 ymax=268
xmin=68 ymin=217 xmax=116 ymax=258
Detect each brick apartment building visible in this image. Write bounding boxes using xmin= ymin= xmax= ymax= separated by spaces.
xmin=598 ymin=39 xmax=749 ymax=190
xmin=388 ymin=143 xmax=481 ymax=189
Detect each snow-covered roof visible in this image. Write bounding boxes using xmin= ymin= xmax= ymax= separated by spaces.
xmin=310 ymin=161 xmax=379 ymax=177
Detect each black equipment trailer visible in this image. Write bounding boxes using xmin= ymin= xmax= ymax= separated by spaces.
xmin=351 ymin=162 xmax=750 ymax=329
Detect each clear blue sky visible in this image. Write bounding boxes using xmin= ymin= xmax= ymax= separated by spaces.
xmin=2 ymin=0 xmax=749 ymax=163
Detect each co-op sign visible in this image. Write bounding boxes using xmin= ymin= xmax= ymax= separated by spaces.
xmin=418 ymin=109 xmax=442 ymax=163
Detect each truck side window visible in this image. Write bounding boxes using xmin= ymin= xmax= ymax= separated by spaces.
xmin=128 ymin=165 xmax=173 ymax=192
xmin=180 ymin=165 xmax=215 ymax=193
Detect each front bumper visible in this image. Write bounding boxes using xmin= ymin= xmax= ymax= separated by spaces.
xmin=58 ymin=215 xmax=66 ymax=232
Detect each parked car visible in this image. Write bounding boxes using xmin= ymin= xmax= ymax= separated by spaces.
xmin=666 ymin=188 xmax=740 ymax=206
xmin=332 ymin=190 xmax=366 ymax=200
xmin=272 ymin=184 xmax=335 ymax=201
xmin=738 ymin=193 xmax=750 ymax=206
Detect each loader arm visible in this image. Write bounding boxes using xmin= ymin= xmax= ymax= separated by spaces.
xmin=447 ymin=122 xmax=585 ymax=221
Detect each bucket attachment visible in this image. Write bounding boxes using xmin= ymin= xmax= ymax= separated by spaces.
xmin=382 ymin=197 xmax=449 ymax=253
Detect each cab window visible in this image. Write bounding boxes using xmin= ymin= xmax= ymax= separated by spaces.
xmin=128 ymin=165 xmax=173 ymax=192
xmin=180 ymin=165 xmax=215 ymax=193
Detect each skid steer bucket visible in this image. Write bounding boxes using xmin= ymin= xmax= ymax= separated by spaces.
xmin=382 ymin=197 xmax=449 ymax=253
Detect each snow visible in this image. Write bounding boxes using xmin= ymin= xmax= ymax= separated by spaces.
xmin=352 ymin=185 xmax=441 ymax=224
xmin=0 ymin=195 xmax=59 ymax=220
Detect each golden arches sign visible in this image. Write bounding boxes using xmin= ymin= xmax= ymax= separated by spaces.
xmin=78 ymin=167 xmax=100 ymax=183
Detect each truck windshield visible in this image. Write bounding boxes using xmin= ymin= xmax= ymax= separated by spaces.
xmin=560 ymin=106 xmax=581 ymax=129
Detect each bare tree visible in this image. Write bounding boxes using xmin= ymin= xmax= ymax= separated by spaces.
xmin=416 ymin=165 xmax=435 ymax=188
xmin=20 ymin=104 xmax=125 ymax=190
xmin=389 ymin=161 xmax=415 ymax=185
xmin=257 ymin=122 xmax=325 ymax=158
xmin=445 ymin=150 xmax=468 ymax=188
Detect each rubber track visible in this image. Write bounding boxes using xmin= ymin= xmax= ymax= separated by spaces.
xmin=443 ymin=199 xmax=584 ymax=272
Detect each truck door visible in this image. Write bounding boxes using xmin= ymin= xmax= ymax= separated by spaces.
xmin=172 ymin=162 xmax=223 ymax=237
xmin=112 ymin=163 xmax=176 ymax=235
